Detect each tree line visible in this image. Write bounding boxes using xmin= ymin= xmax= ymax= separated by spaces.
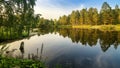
xmin=38 ymin=18 xmax=55 ymax=29
xmin=58 ymin=2 xmax=120 ymax=25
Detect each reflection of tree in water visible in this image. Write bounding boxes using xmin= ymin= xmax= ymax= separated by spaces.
xmin=37 ymin=28 xmax=54 ymax=36
xmin=56 ymin=28 xmax=120 ymax=52
xmin=20 ymin=41 xmax=24 ymax=54
xmin=88 ymin=29 xmax=98 ymax=46
xmin=19 ymin=41 xmax=24 ymax=58
xmin=37 ymin=28 xmax=120 ymax=52
xmin=99 ymin=31 xmax=118 ymax=52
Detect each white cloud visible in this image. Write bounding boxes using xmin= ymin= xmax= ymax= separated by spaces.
xmin=34 ymin=0 xmax=84 ymax=20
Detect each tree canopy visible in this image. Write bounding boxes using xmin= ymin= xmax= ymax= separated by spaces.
xmin=0 ymin=0 xmax=40 ymax=41
xmin=57 ymin=2 xmax=120 ymax=25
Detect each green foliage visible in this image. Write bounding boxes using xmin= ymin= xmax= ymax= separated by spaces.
xmin=70 ymin=10 xmax=80 ymax=25
xmin=88 ymin=8 xmax=98 ymax=25
xmin=100 ymin=2 xmax=112 ymax=25
xmin=38 ymin=18 xmax=55 ymax=29
xmin=101 ymin=2 xmax=111 ymax=13
xmin=0 ymin=0 xmax=41 ymax=41
xmin=57 ymin=2 xmax=120 ymax=26
xmin=0 ymin=56 xmax=46 ymax=68
xmin=58 ymin=15 xmax=69 ymax=25
xmin=0 ymin=44 xmax=46 ymax=68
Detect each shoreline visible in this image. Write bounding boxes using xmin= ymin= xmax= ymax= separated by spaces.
xmin=58 ymin=25 xmax=120 ymax=31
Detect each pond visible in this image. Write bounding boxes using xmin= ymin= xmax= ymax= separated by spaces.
xmin=0 ymin=29 xmax=120 ymax=68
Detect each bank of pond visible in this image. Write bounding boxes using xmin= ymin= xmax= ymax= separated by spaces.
xmin=0 ymin=56 xmax=45 ymax=68
xmin=58 ymin=25 xmax=120 ymax=31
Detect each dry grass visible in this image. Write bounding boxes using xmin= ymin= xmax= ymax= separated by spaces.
xmin=72 ymin=25 xmax=120 ymax=31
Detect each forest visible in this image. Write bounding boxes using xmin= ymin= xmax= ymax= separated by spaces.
xmin=58 ymin=2 xmax=120 ymax=25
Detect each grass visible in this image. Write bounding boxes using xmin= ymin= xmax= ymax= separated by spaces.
xmin=72 ymin=25 xmax=91 ymax=29
xmin=115 ymin=25 xmax=120 ymax=31
xmin=91 ymin=25 xmax=120 ymax=31
xmin=57 ymin=25 xmax=72 ymax=28
xmin=0 ymin=55 xmax=46 ymax=68
xmin=58 ymin=25 xmax=120 ymax=31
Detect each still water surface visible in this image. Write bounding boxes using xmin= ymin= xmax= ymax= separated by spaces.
xmin=1 ymin=29 xmax=120 ymax=68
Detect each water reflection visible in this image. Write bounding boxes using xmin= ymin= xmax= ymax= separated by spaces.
xmin=0 ymin=29 xmax=120 ymax=68
xmin=37 ymin=28 xmax=120 ymax=51
xmin=19 ymin=41 xmax=25 ymax=58
xmin=40 ymin=43 xmax=44 ymax=61
xmin=56 ymin=29 xmax=120 ymax=52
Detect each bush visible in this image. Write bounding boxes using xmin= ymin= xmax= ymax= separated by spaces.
xmin=0 ymin=56 xmax=46 ymax=68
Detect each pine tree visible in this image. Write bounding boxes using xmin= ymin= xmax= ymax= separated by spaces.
xmin=100 ymin=2 xmax=111 ymax=25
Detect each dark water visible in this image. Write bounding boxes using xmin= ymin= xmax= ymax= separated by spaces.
xmin=0 ymin=29 xmax=120 ymax=68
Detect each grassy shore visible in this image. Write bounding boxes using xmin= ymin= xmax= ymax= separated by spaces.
xmin=67 ymin=25 xmax=120 ymax=31
xmin=57 ymin=25 xmax=72 ymax=28
xmin=0 ymin=55 xmax=46 ymax=68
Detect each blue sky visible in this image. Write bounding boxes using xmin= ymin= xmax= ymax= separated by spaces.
xmin=34 ymin=0 xmax=120 ymax=19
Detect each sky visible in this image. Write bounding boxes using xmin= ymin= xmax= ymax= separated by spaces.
xmin=34 ymin=0 xmax=120 ymax=19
